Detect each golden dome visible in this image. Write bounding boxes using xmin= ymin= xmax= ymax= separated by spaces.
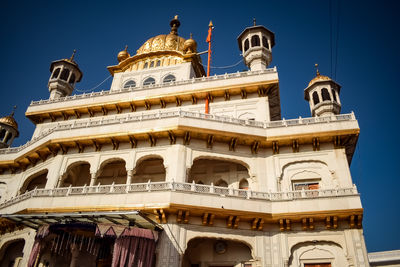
xmin=0 ymin=115 xmax=18 ymax=130
xmin=308 ymin=64 xmax=332 ymax=87
xmin=117 ymin=45 xmax=130 ymax=62
xmin=136 ymin=15 xmax=188 ymax=55
xmin=183 ymin=33 xmax=197 ymax=54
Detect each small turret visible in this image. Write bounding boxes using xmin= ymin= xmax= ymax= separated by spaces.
xmin=305 ymin=64 xmax=341 ymax=117
xmin=237 ymin=19 xmax=275 ymax=71
xmin=0 ymin=106 xmax=19 ymax=149
xmin=48 ymin=50 xmax=83 ymax=100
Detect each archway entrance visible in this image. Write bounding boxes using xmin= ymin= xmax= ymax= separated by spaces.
xmin=183 ymin=237 xmax=253 ymax=267
xmin=0 ymin=239 xmax=25 ymax=267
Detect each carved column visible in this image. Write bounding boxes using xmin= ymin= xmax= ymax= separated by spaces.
xmin=89 ymin=172 xmax=97 ymax=186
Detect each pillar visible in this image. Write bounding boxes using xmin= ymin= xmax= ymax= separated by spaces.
xmin=89 ymin=172 xmax=97 ymax=186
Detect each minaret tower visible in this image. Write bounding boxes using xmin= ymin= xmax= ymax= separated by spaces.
xmin=48 ymin=50 xmax=83 ymax=99
xmin=304 ymin=64 xmax=341 ymax=117
xmin=0 ymin=106 xmax=19 ymax=149
xmin=237 ymin=19 xmax=275 ymax=71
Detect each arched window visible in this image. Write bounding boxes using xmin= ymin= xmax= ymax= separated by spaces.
xmin=312 ymin=91 xmax=320 ymax=105
xmin=244 ymin=39 xmax=249 ymax=52
xmin=239 ymin=179 xmax=249 ymax=190
xmin=321 ymin=88 xmax=331 ymax=101
xmin=0 ymin=128 xmax=5 ymax=140
xmin=123 ymin=80 xmax=136 ymax=89
xmin=156 ymin=60 xmax=161 ymax=67
xmin=331 ymin=88 xmax=337 ymax=102
xmin=69 ymin=73 xmax=75 ymax=84
xmin=143 ymin=77 xmax=156 ymax=86
xmin=262 ymin=36 xmax=269 ymax=49
xmin=5 ymin=133 xmax=12 ymax=144
xmin=52 ymin=68 xmax=61 ymax=79
xmin=163 ymin=74 xmax=176 ymax=83
xmin=215 ymin=179 xmax=228 ymax=187
xmin=60 ymin=68 xmax=70 ymax=81
xmin=251 ymin=35 xmax=260 ymax=47
xmin=150 ymin=61 xmax=154 ymax=68
xmin=143 ymin=62 xmax=148 ymax=69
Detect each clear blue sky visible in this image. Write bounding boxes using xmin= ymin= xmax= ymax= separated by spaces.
xmin=1 ymin=0 xmax=399 ymax=252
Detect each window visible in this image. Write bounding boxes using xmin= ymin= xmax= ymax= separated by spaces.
xmin=312 ymin=91 xmax=320 ymax=105
xmin=244 ymin=39 xmax=249 ymax=52
xmin=52 ymin=68 xmax=60 ymax=79
xmin=143 ymin=62 xmax=148 ymax=69
xmin=294 ymin=182 xmax=319 ymax=190
xmin=262 ymin=36 xmax=269 ymax=49
xmin=239 ymin=179 xmax=249 ymax=190
xmin=163 ymin=74 xmax=176 ymax=83
xmin=0 ymin=128 xmax=5 ymax=140
xmin=251 ymin=35 xmax=260 ymax=47
xmin=123 ymin=80 xmax=136 ymax=89
xmin=150 ymin=61 xmax=154 ymax=68
xmin=331 ymin=88 xmax=337 ymax=102
xmin=143 ymin=77 xmax=155 ymax=86
xmin=69 ymin=73 xmax=75 ymax=84
xmin=60 ymin=68 xmax=70 ymax=81
xmin=156 ymin=60 xmax=161 ymax=67
xmin=321 ymin=88 xmax=331 ymax=101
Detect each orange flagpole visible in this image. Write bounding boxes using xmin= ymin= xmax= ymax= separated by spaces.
xmin=205 ymin=20 xmax=213 ymax=114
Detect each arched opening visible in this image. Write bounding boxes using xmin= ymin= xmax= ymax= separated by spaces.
xmin=96 ymin=159 xmax=127 ymax=185
xmin=183 ymin=237 xmax=253 ymax=267
xmin=0 ymin=239 xmax=25 ymax=267
xmin=60 ymin=68 xmax=70 ymax=81
xmin=123 ymin=80 xmax=136 ymax=89
xmin=52 ymin=68 xmax=61 ymax=79
xmin=262 ymin=36 xmax=269 ymax=49
xmin=20 ymin=170 xmax=48 ymax=194
xmin=143 ymin=77 xmax=156 ymax=86
xmin=61 ymin=162 xmax=91 ymax=187
xmin=312 ymin=91 xmax=320 ymax=105
xmin=69 ymin=73 xmax=76 ymax=85
xmin=0 ymin=128 xmax=5 ymax=140
xmin=163 ymin=74 xmax=176 ymax=83
xmin=132 ymin=157 xmax=166 ymax=183
xmin=331 ymin=88 xmax=337 ymax=102
xmin=244 ymin=39 xmax=249 ymax=52
xmin=189 ymin=158 xmax=250 ymax=188
xmin=156 ymin=60 xmax=161 ymax=67
xmin=321 ymin=88 xmax=331 ymax=101
xmin=251 ymin=35 xmax=260 ymax=47
xmin=143 ymin=62 xmax=148 ymax=69
xmin=4 ymin=133 xmax=12 ymax=144
xmin=239 ymin=179 xmax=249 ymax=190
xmin=150 ymin=61 xmax=154 ymax=68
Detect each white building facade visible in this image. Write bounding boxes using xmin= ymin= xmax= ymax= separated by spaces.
xmin=0 ymin=17 xmax=369 ymax=267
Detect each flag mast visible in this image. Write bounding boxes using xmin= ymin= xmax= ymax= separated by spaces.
xmin=205 ymin=20 xmax=213 ymax=114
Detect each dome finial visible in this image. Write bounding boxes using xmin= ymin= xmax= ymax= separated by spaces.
xmin=253 ymin=18 xmax=256 ymax=26
xmin=170 ymin=15 xmax=181 ymax=35
xmin=124 ymin=45 xmax=128 ymax=51
xmin=315 ymin=63 xmax=320 ymax=76
xmin=10 ymin=105 xmax=16 ymax=117
xmin=70 ymin=49 xmax=76 ymax=61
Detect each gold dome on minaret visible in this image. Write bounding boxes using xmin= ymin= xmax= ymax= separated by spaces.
xmin=184 ymin=33 xmax=197 ymax=54
xmin=117 ymin=45 xmax=130 ymax=62
xmin=0 ymin=106 xmax=18 ymax=131
xmin=136 ymin=15 xmax=187 ymax=55
xmin=308 ymin=63 xmax=332 ymax=87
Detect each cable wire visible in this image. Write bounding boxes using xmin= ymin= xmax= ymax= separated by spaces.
xmin=75 ymin=75 xmax=112 ymax=93
xmin=200 ymin=58 xmax=243 ymax=69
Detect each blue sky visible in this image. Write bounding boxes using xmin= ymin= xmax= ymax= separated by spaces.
xmin=1 ymin=0 xmax=399 ymax=252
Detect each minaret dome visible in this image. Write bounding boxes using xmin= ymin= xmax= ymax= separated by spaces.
xmin=0 ymin=106 xmax=19 ymax=149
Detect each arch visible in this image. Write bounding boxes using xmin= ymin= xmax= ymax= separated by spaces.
xmin=51 ymin=68 xmax=61 ymax=79
xmin=321 ymin=88 xmax=331 ymax=101
xmin=289 ymin=240 xmax=347 ymax=267
xmin=312 ymin=91 xmax=320 ymax=105
xmin=0 ymin=128 xmax=6 ymax=140
xmin=163 ymin=74 xmax=176 ymax=83
xmin=251 ymin=35 xmax=260 ymax=47
xmin=262 ymin=36 xmax=269 ymax=49
xmin=60 ymin=68 xmax=70 ymax=81
xmin=123 ymin=80 xmax=136 ymax=89
xmin=143 ymin=77 xmax=156 ymax=86
xmin=150 ymin=61 xmax=154 ymax=68
xmin=189 ymin=157 xmax=250 ymax=188
xmin=96 ymin=158 xmax=127 ymax=185
xmin=69 ymin=73 xmax=76 ymax=84
xmin=244 ymin=39 xmax=249 ymax=52
xmin=132 ymin=155 xmax=165 ymax=183
xmin=156 ymin=60 xmax=161 ymax=67
xmin=331 ymin=88 xmax=337 ymax=102
xmin=239 ymin=178 xmax=249 ymax=190
xmin=20 ymin=169 xmax=48 ymax=194
xmin=183 ymin=237 xmax=254 ymax=267
xmin=61 ymin=161 xmax=91 ymax=187
xmin=0 ymin=239 xmax=25 ymax=266
xmin=143 ymin=62 xmax=148 ymax=69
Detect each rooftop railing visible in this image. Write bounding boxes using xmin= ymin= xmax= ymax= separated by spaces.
xmin=0 ymin=181 xmax=359 ymax=210
xmin=30 ymin=68 xmax=277 ymax=106
xmin=0 ymin=111 xmax=356 ymax=155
